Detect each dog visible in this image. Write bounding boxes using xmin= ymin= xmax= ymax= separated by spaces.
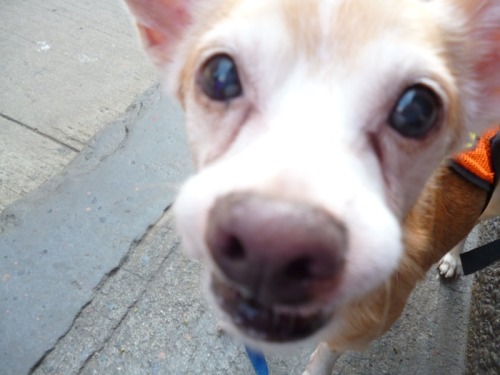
xmin=123 ymin=0 xmax=500 ymax=373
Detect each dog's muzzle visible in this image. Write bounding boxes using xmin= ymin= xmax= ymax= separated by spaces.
xmin=206 ymin=192 xmax=347 ymax=342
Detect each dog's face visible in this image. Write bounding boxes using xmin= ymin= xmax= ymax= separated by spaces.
xmin=125 ymin=0 xmax=500 ymax=347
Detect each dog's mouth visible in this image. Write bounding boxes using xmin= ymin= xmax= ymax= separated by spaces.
xmin=211 ymin=274 xmax=333 ymax=342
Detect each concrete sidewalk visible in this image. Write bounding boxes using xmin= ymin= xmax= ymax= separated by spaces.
xmin=1 ymin=1 xmax=498 ymax=374
xmin=0 ymin=0 xmax=156 ymax=211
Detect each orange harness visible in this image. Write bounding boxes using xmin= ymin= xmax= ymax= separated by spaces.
xmin=449 ymin=125 xmax=500 ymax=275
xmin=450 ymin=125 xmax=500 ymax=193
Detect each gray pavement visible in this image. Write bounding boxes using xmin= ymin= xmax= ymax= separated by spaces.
xmin=0 ymin=0 xmax=157 ymax=211
xmin=0 ymin=86 xmax=193 ymax=375
xmin=466 ymin=221 xmax=500 ymax=374
xmin=1 ymin=1 xmax=499 ymax=374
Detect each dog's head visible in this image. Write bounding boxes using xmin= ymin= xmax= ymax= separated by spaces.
xmin=125 ymin=0 xmax=500 ymax=347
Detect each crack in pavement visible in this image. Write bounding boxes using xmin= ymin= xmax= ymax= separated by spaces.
xmin=0 ymin=113 xmax=81 ymax=153
xmin=31 ymin=208 xmax=180 ymax=375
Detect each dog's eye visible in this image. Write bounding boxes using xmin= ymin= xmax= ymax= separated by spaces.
xmin=200 ymin=54 xmax=242 ymax=101
xmin=389 ymin=85 xmax=441 ymax=138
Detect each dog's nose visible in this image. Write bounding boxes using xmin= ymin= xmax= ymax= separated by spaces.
xmin=206 ymin=192 xmax=347 ymax=306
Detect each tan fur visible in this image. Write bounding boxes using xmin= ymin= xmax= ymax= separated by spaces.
xmin=332 ymin=1 xmax=439 ymax=62
xmin=280 ymin=0 xmax=322 ymax=60
xmin=327 ymin=165 xmax=491 ymax=351
xmin=278 ymin=0 xmax=446 ymax=76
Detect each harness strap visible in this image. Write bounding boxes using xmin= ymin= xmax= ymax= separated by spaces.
xmin=456 ymin=127 xmax=500 ymax=275
xmin=491 ymin=131 xmax=500 ymax=191
xmin=460 ymin=239 xmax=500 ymax=275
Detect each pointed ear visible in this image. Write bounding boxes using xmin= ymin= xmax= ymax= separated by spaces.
xmin=458 ymin=0 xmax=500 ymax=126
xmin=124 ymin=0 xmax=195 ymax=66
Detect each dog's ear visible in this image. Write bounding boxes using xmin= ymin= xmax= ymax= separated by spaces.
xmin=124 ymin=0 xmax=196 ymax=66
xmin=457 ymin=0 xmax=500 ymax=126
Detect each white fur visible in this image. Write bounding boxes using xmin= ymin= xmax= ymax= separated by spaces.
xmin=173 ymin=2 xmax=461 ymax=345
xmin=438 ymin=246 xmax=462 ymax=278
xmin=303 ymin=342 xmax=341 ymax=375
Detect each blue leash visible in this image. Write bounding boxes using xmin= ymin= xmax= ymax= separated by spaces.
xmin=245 ymin=346 xmax=269 ymax=375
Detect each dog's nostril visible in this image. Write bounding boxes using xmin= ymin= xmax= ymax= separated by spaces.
xmin=224 ymin=236 xmax=246 ymax=261
xmin=285 ymin=256 xmax=313 ymax=281
xmin=207 ymin=192 xmax=347 ymax=306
